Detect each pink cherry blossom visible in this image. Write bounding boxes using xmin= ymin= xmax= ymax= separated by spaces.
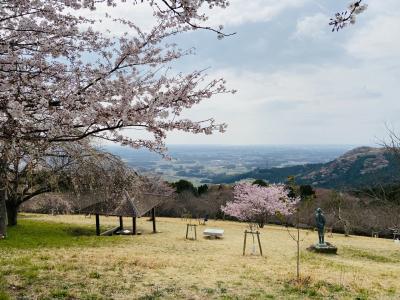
xmin=0 ymin=0 xmax=235 ymax=154
xmin=222 ymin=182 xmax=300 ymax=227
xmin=0 ymin=0 xmax=234 ymax=236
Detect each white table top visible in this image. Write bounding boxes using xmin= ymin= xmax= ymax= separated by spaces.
xmin=203 ymin=228 xmax=224 ymax=236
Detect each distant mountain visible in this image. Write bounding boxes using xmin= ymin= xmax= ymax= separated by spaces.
xmin=210 ymin=147 xmax=400 ymax=189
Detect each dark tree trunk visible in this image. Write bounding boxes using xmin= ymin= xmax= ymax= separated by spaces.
xmin=257 ymin=214 xmax=267 ymax=228
xmin=6 ymin=201 xmax=18 ymax=226
xmin=152 ymin=207 xmax=156 ymax=233
xmin=0 ymin=156 xmax=8 ymax=237
xmin=0 ymin=190 xmax=7 ymax=237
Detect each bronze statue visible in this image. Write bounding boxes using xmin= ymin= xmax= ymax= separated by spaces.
xmin=315 ymin=208 xmax=326 ymax=244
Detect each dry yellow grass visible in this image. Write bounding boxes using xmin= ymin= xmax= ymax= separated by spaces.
xmin=1 ymin=214 xmax=400 ymax=299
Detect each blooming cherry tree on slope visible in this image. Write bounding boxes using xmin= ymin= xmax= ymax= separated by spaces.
xmin=0 ymin=0 xmax=235 ymax=236
xmin=222 ymin=183 xmax=300 ymax=228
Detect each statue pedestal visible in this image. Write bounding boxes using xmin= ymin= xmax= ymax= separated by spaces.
xmin=307 ymin=242 xmax=337 ymax=254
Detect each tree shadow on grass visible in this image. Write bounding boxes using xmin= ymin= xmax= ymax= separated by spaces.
xmin=1 ymin=219 xmax=124 ymax=250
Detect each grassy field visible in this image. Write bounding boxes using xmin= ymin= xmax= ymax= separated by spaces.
xmin=1 ymin=214 xmax=400 ymax=299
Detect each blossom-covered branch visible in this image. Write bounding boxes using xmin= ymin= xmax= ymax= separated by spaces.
xmin=0 ymin=0 xmax=235 ymax=154
xmin=329 ymin=0 xmax=368 ymax=32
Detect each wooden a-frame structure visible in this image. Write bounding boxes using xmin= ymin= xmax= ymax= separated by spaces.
xmin=80 ymin=190 xmax=164 ymax=236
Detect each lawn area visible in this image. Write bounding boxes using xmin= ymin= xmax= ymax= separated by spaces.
xmin=1 ymin=214 xmax=399 ymax=299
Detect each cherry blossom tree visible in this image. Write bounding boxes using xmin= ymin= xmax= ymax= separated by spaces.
xmin=221 ymin=182 xmax=299 ymax=228
xmin=0 ymin=0 xmax=235 ymax=237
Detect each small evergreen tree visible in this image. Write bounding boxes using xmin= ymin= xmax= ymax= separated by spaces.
xmin=172 ymin=180 xmax=198 ymax=196
xmin=299 ymin=185 xmax=316 ymax=200
xmin=197 ymin=184 xmax=209 ymax=196
xmin=252 ymin=179 xmax=268 ymax=187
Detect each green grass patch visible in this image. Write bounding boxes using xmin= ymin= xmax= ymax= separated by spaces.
xmin=80 ymin=293 xmax=104 ymax=300
xmin=1 ymin=255 xmax=39 ymax=286
xmin=219 ymin=295 xmax=241 ymax=300
xmin=354 ymin=288 xmax=370 ymax=300
xmin=282 ymin=277 xmax=349 ymax=299
xmin=1 ymin=219 xmax=124 ymax=249
xmin=136 ymin=284 xmax=183 ymax=300
xmin=88 ymin=271 xmax=101 ymax=279
xmin=246 ymin=290 xmax=275 ymax=299
xmin=0 ymin=291 xmax=10 ymax=300
xmin=138 ymin=288 xmax=164 ymax=300
xmin=0 ymin=274 xmax=10 ymax=300
xmin=283 ymin=282 xmax=320 ymax=298
xmin=342 ymin=247 xmax=397 ymax=263
xmin=50 ymin=288 xmax=71 ymax=299
xmin=314 ymin=280 xmax=346 ymax=294
xmin=0 ymin=219 xmax=127 ymax=299
xmin=202 ymin=287 xmax=216 ymax=295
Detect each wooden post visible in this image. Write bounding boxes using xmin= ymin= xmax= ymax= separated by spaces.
xmin=95 ymin=214 xmax=100 ymax=236
xmin=297 ymin=225 xmax=300 ymax=280
xmin=256 ymin=231 xmax=263 ymax=256
xmin=119 ymin=216 xmax=123 ymax=230
xmin=132 ymin=216 xmax=137 ymax=235
xmin=186 ymin=224 xmax=189 ymax=239
xmin=152 ymin=207 xmax=156 ymax=233
xmin=243 ymin=230 xmax=247 ymax=256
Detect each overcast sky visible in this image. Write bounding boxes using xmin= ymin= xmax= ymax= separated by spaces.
xmin=93 ymin=0 xmax=400 ymax=146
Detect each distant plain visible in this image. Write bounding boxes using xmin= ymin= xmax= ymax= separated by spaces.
xmin=104 ymin=145 xmax=355 ymax=185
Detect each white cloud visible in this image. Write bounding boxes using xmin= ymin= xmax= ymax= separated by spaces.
xmin=343 ymin=0 xmax=400 ymax=61
xmin=293 ymin=13 xmax=329 ymax=40
xmin=73 ymin=2 xmax=156 ymax=35
xmin=204 ymin=0 xmax=310 ymax=27
xmin=74 ymin=0 xmax=311 ymax=35
xmin=163 ymin=62 xmax=399 ymax=145
xmin=345 ymin=15 xmax=400 ymax=60
xmin=365 ymin=0 xmax=400 ymax=13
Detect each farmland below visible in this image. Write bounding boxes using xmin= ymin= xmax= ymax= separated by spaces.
xmin=1 ymin=214 xmax=400 ymax=299
xmin=104 ymin=145 xmax=353 ymax=186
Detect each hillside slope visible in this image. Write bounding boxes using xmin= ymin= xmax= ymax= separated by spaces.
xmin=2 ymin=215 xmax=400 ymax=299
xmin=211 ymin=147 xmax=400 ymax=189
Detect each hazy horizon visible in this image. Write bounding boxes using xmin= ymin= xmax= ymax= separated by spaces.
xmin=102 ymin=143 xmax=367 ymax=149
